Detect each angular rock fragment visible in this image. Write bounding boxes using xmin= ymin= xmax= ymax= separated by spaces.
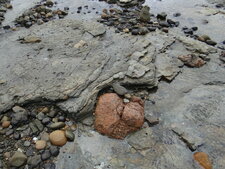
xmin=74 ymin=40 xmax=87 ymax=48
xmin=11 ymin=106 xmax=28 ymax=125
xmin=94 ymin=93 xmax=144 ymax=139
xmin=9 ymin=151 xmax=27 ymax=167
xmin=21 ymin=36 xmax=42 ymax=43
xmin=139 ymin=6 xmax=150 ymax=22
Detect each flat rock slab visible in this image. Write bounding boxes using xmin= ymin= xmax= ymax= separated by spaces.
xmin=0 ymin=19 xmax=175 ymax=118
xmin=1 ymin=18 xmax=224 ymax=169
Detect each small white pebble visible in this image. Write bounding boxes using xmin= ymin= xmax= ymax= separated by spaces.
xmin=123 ymin=98 xmax=130 ymax=103
xmin=33 ymin=137 xmax=38 ymax=142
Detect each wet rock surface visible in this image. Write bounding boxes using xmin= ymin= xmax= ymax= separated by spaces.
xmin=14 ymin=0 xmax=68 ymax=28
xmin=0 ymin=0 xmax=225 ymax=168
xmin=0 ymin=104 xmax=76 ymax=168
xmin=98 ymin=5 xmax=179 ymax=35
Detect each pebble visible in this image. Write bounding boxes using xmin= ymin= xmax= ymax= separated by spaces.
xmin=27 ymin=155 xmax=42 ymax=168
xmin=41 ymin=150 xmax=51 ymax=161
xmin=215 ymin=4 xmax=224 ymax=8
xmin=123 ymin=99 xmax=130 ymax=103
xmin=40 ymin=132 xmax=49 ymax=141
xmin=148 ymin=27 xmax=156 ymax=32
xmin=26 ymin=147 xmax=35 ymax=157
xmin=29 ymin=122 xmax=39 ymax=135
xmin=162 ymin=28 xmax=169 ymax=33
xmin=43 ymin=162 xmax=56 ymax=169
xmin=34 ymin=119 xmax=44 ymax=131
xmin=184 ymin=29 xmax=193 ymax=35
xmin=9 ymin=151 xmax=27 ymax=167
xmin=198 ymin=35 xmax=211 ymax=42
xmin=139 ymin=6 xmax=150 ymax=22
xmin=5 ymin=129 xmax=14 ymax=136
xmin=65 ymin=130 xmax=75 ymax=141
xmin=38 ymin=107 xmax=50 ymax=113
xmin=157 ymin=12 xmax=167 ymax=20
xmin=49 ymin=122 xmax=65 ymax=130
xmin=1 ymin=116 xmax=9 ymax=123
xmin=4 ymin=152 xmax=10 ymax=159
xmin=49 ymin=146 xmax=59 ymax=156
xmin=206 ymin=40 xmax=217 ymax=46
xmin=2 ymin=121 xmax=10 ymax=128
xmin=3 ymin=25 xmax=10 ymax=29
xmin=48 ymin=109 xmax=57 ymax=118
xmin=58 ymin=116 xmax=66 ymax=122
xmin=35 ymin=140 xmax=47 ymax=150
xmin=37 ymin=112 xmax=45 ymax=121
xmin=112 ymin=83 xmax=128 ymax=95
xmin=173 ymin=12 xmax=181 ymax=17
xmin=159 ymin=21 xmax=170 ymax=27
xmin=74 ymin=40 xmax=87 ymax=48
xmin=49 ymin=130 xmax=67 ymax=146
xmin=191 ymin=26 xmax=198 ymax=31
xmin=13 ymin=133 xmax=21 ymax=140
xmin=22 ymin=36 xmax=41 ymax=43
xmin=45 ymin=0 xmax=54 ymax=7
xmin=123 ymin=28 xmax=129 ymax=33
xmin=11 ymin=106 xmax=28 ymax=125
xmin=131 ymin=29 xmax=139 ymax=35
xmin=5 ymin=4 xmax=12 ymax=9
xmin=139 ymin=27 xmax=149 ymax=35
xmin=42 ymin=117 xmax=51 ymax=125
xmin=24 ymin=141 xmax=31 ymax=147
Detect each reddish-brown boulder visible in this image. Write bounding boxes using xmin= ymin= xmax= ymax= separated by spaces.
xmin=94 ymin=93 xmax=144 ymax=139
xmin=178 ymin=54 xmax=205 ymax=68
xmin=194 ymin=152 xmax=212 ymax=169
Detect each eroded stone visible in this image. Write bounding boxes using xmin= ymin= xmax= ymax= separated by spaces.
xmin=94 ymin=93 xmax=144 ymax=139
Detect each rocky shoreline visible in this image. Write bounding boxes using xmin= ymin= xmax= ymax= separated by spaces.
xmin=0 ymin=0 xmax=12 ymax=28
xmin=0 ymin=0 xmax=225 ymax=169
xmin=0 ymin=105 xmax=76 ymax=168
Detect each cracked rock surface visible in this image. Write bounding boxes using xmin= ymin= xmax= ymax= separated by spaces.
xmin=94 ymin=93 xmax=144 ymax=139
xmin=0 ymin=19 xmax=225 ymax=169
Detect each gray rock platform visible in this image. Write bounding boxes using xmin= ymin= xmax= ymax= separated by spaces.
xmin=1 ymin=19 xmax=225 ymax=168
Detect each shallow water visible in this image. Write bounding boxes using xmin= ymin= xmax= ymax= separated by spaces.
xmin=2 ymin=0 xmax=225 ymax=44
xmin=145 ymin=0 xmax=225 ymax=43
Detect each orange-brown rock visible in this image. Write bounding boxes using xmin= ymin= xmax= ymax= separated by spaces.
xmin=194 ymin=152 xmax=212 ymax=169
xmin=35 ymin=140 xmax=47 ymax=150
xmin=94 ymin=93 xmax=144 ymax=139
xmin=49 ymin=130 xmax=67 ymax=146
xmin=2 ymin=121 xmax=11 ymax=128
xmin=178 ymin=54 xmax=205 ymax=68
